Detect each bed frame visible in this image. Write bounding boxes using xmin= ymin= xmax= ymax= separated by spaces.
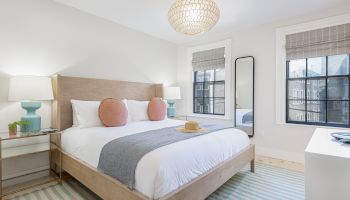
xmin=50 ymin=75 xmax=255 ymax=200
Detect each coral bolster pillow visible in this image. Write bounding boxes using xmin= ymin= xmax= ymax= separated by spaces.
xmin=148 ymin=97 xmax=166 ymax=121
xmin=99 ymin=98 xmax=128 ymax=127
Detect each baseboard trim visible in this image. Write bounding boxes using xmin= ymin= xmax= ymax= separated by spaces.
xmin=255 ymin=146 xmax=304 ymax=163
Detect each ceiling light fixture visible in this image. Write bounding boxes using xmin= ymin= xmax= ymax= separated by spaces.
xmin=168 ymin=0 xmax=220 ymax=36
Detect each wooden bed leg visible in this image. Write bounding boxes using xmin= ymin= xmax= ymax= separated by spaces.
xmin=250 ymin=159 xmax=255 ymax=173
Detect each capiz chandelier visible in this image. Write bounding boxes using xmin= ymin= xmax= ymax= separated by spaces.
xmin=168 ymin=0 xmax=220 ymax=35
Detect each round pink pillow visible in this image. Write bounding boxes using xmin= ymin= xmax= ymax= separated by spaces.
xmin=148 ymin=97 xmax=166 ymax=121
xmin=99 ymin=98 xmax=128 ymax=127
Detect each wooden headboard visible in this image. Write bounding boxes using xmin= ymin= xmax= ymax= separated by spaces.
xmin=51 ymin=75 xmax=163 ymax=131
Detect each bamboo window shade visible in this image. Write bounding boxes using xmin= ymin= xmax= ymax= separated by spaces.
xmin=286 ymin=23 xmax=350 ymax=60
xmin=192 ymin=47 xmax=225 ymax=71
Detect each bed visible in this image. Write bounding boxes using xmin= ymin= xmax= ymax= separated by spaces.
xmin=50 ymin=75 xmax=255 ymax=200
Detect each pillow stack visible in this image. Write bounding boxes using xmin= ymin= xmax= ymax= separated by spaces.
xmin=71 ymin=97 xmax=168 ymax=128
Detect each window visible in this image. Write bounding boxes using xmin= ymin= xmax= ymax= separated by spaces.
xmin=192 ymin=47 xmax=226 ymax=115
xmin=284 ymin=23 xmax=350 ymax=127
xmin=193 ymin=69 xmax=225 ymax=115
xmin=286 ymin=54 xmax=350 ymax=127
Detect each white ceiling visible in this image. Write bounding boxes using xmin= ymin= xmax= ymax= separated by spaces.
xmin=55 ymin=0 xmax=350 ymax=44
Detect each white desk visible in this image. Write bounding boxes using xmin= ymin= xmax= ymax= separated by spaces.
xmin=305 ymin=128 xmax=350 ymax=200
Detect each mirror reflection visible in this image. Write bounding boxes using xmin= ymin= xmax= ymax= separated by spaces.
xmin=235 ymin=56 xmax=254 ymax=136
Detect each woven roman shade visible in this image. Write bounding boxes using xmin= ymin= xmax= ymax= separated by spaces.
xmin=192 ymin=47 xmax=225 ymax=71
xmin=286 ymin=23 xmax=350 ymax=60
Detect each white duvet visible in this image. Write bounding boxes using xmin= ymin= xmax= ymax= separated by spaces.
xmin=61 ymin=119 xmax=250 ymax=199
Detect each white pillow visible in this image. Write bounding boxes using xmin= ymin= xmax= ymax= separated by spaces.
xmin=127 ymin=100 xmax=150 ymax=121
xmin=71 ymin=100 xmax=102 ymax=128
xmin=163 ymin=99 xmax=168 ymax=119
xmin=72 ymin=107 xmax=78 ymax=127
xmin=121 ymin=99 xmax=132 ymax=122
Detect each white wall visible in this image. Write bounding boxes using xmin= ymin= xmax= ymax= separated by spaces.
xmin=0 ymin=0 xmax=178 ymax=131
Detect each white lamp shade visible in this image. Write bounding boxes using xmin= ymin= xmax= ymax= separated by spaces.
xmin=8 ymin=76 xmax=54 ymax=101
xmin=163 ymin=87 xmax=181 ymax=100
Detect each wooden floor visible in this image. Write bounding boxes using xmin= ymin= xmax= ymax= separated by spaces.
xmin=3 ymin=158 xmax=305 ymax=200
xmin=255 ymin=155 xmax=304 ymax=172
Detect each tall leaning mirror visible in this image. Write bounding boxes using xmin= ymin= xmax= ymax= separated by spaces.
xmin=234 ymin=56 xmax=254 ymax=137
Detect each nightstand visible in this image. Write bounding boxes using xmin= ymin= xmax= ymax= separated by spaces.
xmin=0 ymin=131 xmax=62 ymax=199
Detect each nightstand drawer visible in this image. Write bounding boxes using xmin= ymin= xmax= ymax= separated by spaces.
xmin=2 ymin=143 xmax=50 ymax=159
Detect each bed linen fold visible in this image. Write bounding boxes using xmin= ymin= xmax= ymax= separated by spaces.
xmin=97 ymin=124 xmax=233 ymax=189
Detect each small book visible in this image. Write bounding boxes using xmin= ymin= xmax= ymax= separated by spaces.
xmin=331 ymin=132 xmax=350 ymax=143
xmin=41 ymin=128 xmax=58 ymax=133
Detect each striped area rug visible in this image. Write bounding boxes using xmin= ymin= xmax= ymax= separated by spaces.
xmin=5 ymin=163 xmax=305 ymax=200
xmin=208 ymin=163 xmax=305 ymax=200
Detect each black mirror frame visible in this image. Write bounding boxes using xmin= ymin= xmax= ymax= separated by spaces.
xmin=234 ymin=56 xmax=255 ymax=138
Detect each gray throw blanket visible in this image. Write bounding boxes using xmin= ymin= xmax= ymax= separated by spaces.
xmin=97 ymin=123 xmax=233 ymax=189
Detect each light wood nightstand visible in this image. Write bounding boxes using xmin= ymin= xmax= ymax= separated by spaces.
xmin=0 ymin=131 xmax=62 ymax=199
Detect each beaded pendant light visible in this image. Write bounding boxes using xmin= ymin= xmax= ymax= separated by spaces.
xmin=168 ymin=0 xmax=220 ymax=35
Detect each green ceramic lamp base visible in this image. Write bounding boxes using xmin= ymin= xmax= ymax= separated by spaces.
xmin=20 ymin=101 xmax=42 ymax=132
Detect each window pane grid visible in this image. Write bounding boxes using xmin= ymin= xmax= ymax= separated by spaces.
xmin=287 ymin=74 xmax=349 ymax=80
xmin=286 ymin=54 xmax=350 ymax=127
xmin=288 ymin=99 xmax=350 ymax=101
xmin=194 ymin=69 xmax=225 ymax=115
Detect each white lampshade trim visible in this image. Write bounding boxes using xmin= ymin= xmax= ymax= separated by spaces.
xmin=8 ymin=76 xmax=54 ymax=101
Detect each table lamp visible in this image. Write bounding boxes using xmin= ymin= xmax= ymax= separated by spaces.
xmin=163 ymin=86 xmax=181 ymax=117
xmin=8 ymin=76 xmax=54 ymax=132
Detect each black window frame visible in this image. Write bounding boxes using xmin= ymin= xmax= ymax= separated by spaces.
xmin=286 ymin=54 xmax=350 ymax=128
xmin=193 ymin=69 xmax=225 ymax=115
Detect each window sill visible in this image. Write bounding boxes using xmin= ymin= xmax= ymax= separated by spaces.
xmin=278 ymin=122 xmax=350 ymax=130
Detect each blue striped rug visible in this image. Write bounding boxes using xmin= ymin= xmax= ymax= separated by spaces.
xmin=5 ymin=163 xmax=305 ymax=200
xmin=208 ymin=163 xmax=305 ymax=200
